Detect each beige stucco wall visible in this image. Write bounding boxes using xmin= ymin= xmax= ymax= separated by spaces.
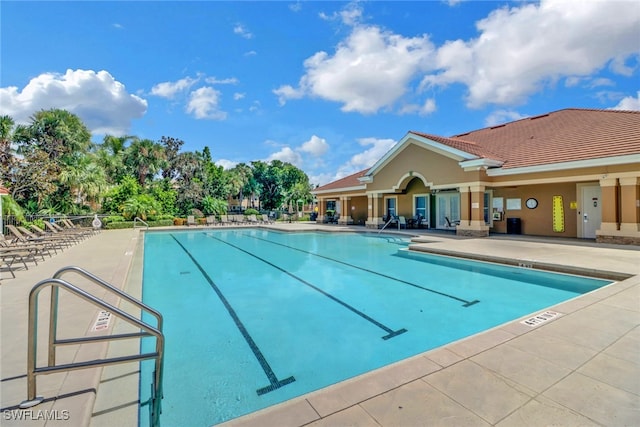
xmin=491 ymin=182 xmax=578 ymax=237
xmin=366 ymin=142 xmax=479 ymax=191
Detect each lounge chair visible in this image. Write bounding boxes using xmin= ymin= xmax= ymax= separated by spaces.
xmin=206 ymin=216 xmax=217 ymax=226
xmin=398 ymin=216 xmax=407 ymax=229
xmin=20 ymin=226 xmax=70 ymax=251
xmin=247 ymin=214 xmax=259 ymax=224
xmin=42 ymin=222 xmax=82 ymax=244
xmin=261 ymin=214 xmax=273 ymax=224
xmin=187 ymin=215 xmax=196 ymax=226
xmin=4 ymin=226 xmax=53 ymax=260
xmin=219 ymin=215 xmax=230 ymax=225
xmin=444 ymin=216 xmax=460 ymax=229
xmin=61 ymin=218 xmax=98 ymax=236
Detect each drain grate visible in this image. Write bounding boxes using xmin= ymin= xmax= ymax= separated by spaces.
xmin=520 ymin=310 xmax=561 ymax=327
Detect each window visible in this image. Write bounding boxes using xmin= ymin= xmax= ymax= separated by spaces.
xmin=414 ymin=195 xmax=428 ymax=219
xmin=386 ymin=197 xmax=396 ymax=218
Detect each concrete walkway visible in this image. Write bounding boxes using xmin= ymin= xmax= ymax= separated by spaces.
xmin=1 ymin=226 xmax=638 ymax=426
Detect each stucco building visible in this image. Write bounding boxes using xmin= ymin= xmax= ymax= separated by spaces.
xmin=312 ymin=108 xmax=640 ymax=245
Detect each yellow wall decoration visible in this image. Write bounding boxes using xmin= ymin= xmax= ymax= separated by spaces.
xmin=552 ymin=195 xmax=565 ymax=232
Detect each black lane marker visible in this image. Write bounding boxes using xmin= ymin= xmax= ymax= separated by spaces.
xmin=242 ymin=232 xmax=480 ymax=308
xmin=206 ymin=233 xmax=407 ymax=340
xmin=170 ymin=234 xmax=295 ymax=395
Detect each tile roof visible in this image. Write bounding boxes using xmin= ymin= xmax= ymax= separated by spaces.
xmin=421 ymin=108 xmax=640 ymax=169
xmin=315 ymin=108 xmax=640 ymax=191
xmin=314 ymin=169 xmax=368 ymax=192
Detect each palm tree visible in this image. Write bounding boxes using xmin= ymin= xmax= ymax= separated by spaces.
xmin=59 ymin=158 xmax=108 ymax=210
xmin=124 ymin=139 xmax=167 ymax=186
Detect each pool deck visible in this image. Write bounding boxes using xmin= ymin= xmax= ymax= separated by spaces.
xmin=1 ymin=224 xmax=638 ymax=426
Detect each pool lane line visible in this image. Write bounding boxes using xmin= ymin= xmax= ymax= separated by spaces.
xmin=169 ymin=234 xmax=295 ymax=396
xmin=206 ymin=233 xmax=407 ymax=341
xmin=240 ymin=232 xmax=480 ymax=308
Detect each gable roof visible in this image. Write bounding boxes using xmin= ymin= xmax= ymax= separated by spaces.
xmin=445 ymin=108 xmax=640 ymax=170
xmin=314 ymin=169 xmax=368 ymax=193
xmin=315 ymin=108 xmax=640 ymax=192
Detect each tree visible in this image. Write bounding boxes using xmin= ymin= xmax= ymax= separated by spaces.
xmin=201 ymin=195 xmax=228 ymax=215
xmin=124 ymin=138 xmax=167 ymax=186
xmin=95 ymin=135 xmax=137 ymax=184
xmin=25 ymin=109 xmax=91 ymax=166
xmin=0 ymin=115 xmax=15 ymax=175
xmin=59 ymin=156 xmax=108 ymax=211
xmin=159 ymin=136 xmax=185 ymax=180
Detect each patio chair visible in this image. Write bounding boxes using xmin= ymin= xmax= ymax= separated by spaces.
xmin=20 ymin=226 xmax=71 ymax=251
xmin=42 ymin=222 xmax=82 ymax=244
xmin=398 ymin=216 xmax=407 ymax=229
xmin=206 ymin=216 xmax=217 ymax=226
xmin=261 ymin=214 xmax=273 ymax=224
xmin=219 ymin=215 xmax=230 ymax=225
xmin=4 ymin=226 xmax=53 ymax=260
xmin=187 ymin=215 xmax=197 ymax=226
xmin=62 ymin=218 xmax=98 ymax=236
xmin=444 ymin=217 xmax=460 ymax=229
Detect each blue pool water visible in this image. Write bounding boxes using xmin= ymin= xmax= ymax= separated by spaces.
xmin=139 ymin=229 xmax=610 ymax=426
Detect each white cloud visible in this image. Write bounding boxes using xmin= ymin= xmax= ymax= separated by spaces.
xmin=610 ymin=91 xmax=640 ymax=111
xmin=233 ymin=24 xmax=253 ymax=39
xmin=399 ymin=98 xmax=437 ymax=116
xmin=422 ymin=0 xmax=640 ymax=108
xmin=273 ymin=84 xmax=305 ymax=106
xmin=233 ymin=92 xmax=245 ymax=101
xmin=151 ymin=76 xmax=198 ymax=98
xmin=216 ymin=159 xmax=238 ymax=170
xmin=266 ymin=146 xmax=303 ymax=166
xmin=484 ymin=110 xmax=528 ymax=127
xmin=0 ymin=69 xmax=147 ymax=135
xmin=300 ymin=135 xmax=329 ymax=156
xmin=186 ymin=87 xmax=227 ymax=120
xmin=333 ymin=137 xmax=396 ymax=179
xmin=204 ymin=77 xmax=238 ymax=85
xmin=277 ymin=25 xmax=434 ymax=113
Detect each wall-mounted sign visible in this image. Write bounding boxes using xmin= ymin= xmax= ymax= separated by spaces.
xmin=506 ymin=198 xmax=521 ymax=210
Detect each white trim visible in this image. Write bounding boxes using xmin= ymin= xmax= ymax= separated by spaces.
xmin=312 ymin=185 xmax=366 ymax=195
xmin=392 ymin=171 xmax=433 ymax=191
xmin=366 ymin=132 xmax=480 ymax=178
xmin=384 ymin=195 xmax=398 ymax=218
xmin=487 ymin=154 xmax=640 ymax=176
xmin=460 ymin=158 xmax=504 ymax=170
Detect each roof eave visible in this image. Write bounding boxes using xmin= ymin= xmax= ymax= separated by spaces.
xmin=312 ymin=185 xmax=367 ymax=195
xmin=486 ymin=154 xmax=640 ymax=176
xmin=459 ymin=158 xmax=504 ymax=171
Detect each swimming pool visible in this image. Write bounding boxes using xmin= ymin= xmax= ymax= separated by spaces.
xmin=139 ymin=229 xmax=610 ymax=426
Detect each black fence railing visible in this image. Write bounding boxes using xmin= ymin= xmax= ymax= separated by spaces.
xmin=1 ymin=214 xmax=108 ymax=236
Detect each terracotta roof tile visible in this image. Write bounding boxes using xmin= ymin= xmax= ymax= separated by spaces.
xmin=317 ymin=108 xmax=640 ymax=191
xmin=441 ymin=108 xmax=640 ymax=169
xmin=314 ymin=169 xmax=368 ymax=192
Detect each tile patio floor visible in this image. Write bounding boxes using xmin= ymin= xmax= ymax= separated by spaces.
xmin=1 ymin=225 xmax=638 ymax=426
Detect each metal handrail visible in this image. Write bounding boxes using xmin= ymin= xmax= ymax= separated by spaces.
xmin=378 ymin=216 xmax=397 ymax=234
xmin=134 ymin=217 xmax=150 ymax=230
xmin=20 ymin=269 xmax=164 ymax=427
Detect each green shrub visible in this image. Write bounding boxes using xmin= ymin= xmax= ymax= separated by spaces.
xmin=104 ymin=219 xmax=174 ymax=229
xmin=244 ymin=208 xmax=259 ymax=216
xmin=103 ymin=215 xmax=126 ymax=225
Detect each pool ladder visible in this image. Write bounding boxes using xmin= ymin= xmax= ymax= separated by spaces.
xmin=19 ymin=266 xmax=164 ymax=427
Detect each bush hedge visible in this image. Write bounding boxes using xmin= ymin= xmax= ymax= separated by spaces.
xmin=104 ymin=219 xmax=174 ymax=229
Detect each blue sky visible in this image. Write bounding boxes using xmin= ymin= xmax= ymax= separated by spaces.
xmin=2 ymin=1 xmax=639 ymax=186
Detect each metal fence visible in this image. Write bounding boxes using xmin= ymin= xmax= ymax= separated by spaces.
xmin=1 ymin=214 xmax=108 ymax=236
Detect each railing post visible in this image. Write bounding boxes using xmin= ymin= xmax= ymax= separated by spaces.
xmin=22 ymin=286 xmax=43 ymax=407
xmin=48 ymin=286 xmax=59 ymax=366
